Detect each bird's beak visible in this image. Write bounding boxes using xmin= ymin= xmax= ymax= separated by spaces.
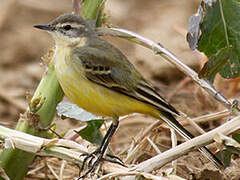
xmin=34 ymin=24 xmax=53 ymax=31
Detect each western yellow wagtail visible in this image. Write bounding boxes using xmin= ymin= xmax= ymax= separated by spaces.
xmin=34 ymin=14 xmax=223 ymax=178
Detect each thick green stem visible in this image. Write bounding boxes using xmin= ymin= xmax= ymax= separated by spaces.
xmin=0 ymin=1 xmax=105 ymax=179
xmin=0 ymin=59 xmax=64 ymax=180
xmin=29 ymin=61 xmax=64 ymax=127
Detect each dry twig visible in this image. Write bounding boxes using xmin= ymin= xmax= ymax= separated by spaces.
xmin=133 ymin=115 xmax=240 ymax=174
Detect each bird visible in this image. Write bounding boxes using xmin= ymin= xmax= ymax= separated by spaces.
xmin=34 ymin=13 xmax=223 ymax=178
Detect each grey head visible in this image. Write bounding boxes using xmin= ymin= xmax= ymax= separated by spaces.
xmin=34 ymin=14 xmax=97 ymax=40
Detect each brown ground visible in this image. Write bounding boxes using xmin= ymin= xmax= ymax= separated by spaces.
xmin=0 ymin=0 xmax=240 ymax=179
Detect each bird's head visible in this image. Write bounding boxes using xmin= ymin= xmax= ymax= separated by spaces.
xmin=34 ymin=14 xmax=96 ymax=46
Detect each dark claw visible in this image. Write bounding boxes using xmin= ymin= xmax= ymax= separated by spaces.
xmin=79 ymin=153 xmax=103 ymax=179
xmin=106 ymin=154 xmax=124 ymax=164
xmin=79 ymin=157 xmax=86 ymax=173
xmin=87 ymin=155 xmax=96 ymax=168
xmin=80 ymin=158 xmax=102 ymax=178
xmin=102 ymin=157 xmax=127 ymax=167
xmin=78 ymin=149 xmax=103 ymax=178
xmin=79 ymin=153 xmax=88 ymax=157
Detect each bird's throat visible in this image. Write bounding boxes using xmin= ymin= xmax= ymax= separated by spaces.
xmin=54 ymin=36 xmax=88 ymax=48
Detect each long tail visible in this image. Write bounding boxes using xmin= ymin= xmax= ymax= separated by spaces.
xmin=159 ymin=111 xmax=224 ymax=169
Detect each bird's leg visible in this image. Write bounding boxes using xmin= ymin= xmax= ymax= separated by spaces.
xmin=79 ymin=123 xmax=116 ymax=169
xmin=80 ymin=122 xmax=114 ymax=159
xmin=79 ymin=118 xmax=119 ymax=179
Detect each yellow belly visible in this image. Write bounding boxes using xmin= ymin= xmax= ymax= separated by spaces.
xmin=54 ymin=45 xmax=158 ymax=117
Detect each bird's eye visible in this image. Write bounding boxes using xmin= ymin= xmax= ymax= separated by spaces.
xmin=63 ymin=25 xmax=72 ymax=31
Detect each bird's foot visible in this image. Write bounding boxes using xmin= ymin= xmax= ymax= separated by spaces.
xmin=78 ymin=148 xmax=103 ymax=179
xmin=78 ymin=151 xmax=125 ymax=179
xmin=78 ymin=121 xmax=120 ymax=179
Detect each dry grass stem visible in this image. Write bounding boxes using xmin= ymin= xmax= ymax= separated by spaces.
xmin=179 ymin=112 xmax=205 ymax=134
xmin=0 ymin=166 xmax=10 ymax=180
xmin=147 ymin=137 xmax=161 ymax=154
xmin=27 ymin=165 xmax=45 ymax=175
xmin=120 ymin=118 xmax=155 ymax=126
xmin=125 ymin=137 xmax=148 ymax=163
xmin=59 ymin=160 xmax=66 ymax=180
xmin=119 ymin=109 xmax=230 ymax=130
xmin=46 ymin=162 xmax=59 ymax=179
xmin=189 ymin=109 xmax=230 ymax=124
xmin=170 ymin=128 xmax=177 ymax=174
xmin=0 ymin=125 xmax=88 ymax=162
xmin=100 ymin=162 xmax=171 ymax=180
xmin=125 ymin=121 xmax=162 ymax=157
xmin=135 ymin=121 xmax=162 ymax=144
xmin=133 ymin=115 xmax=240 ymax=174
xmin=125 ymin=120 xmax=162 ymax=161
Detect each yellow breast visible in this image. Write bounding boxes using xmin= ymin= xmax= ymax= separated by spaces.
xmin=53 ymin=45 xmax=157 ymax=118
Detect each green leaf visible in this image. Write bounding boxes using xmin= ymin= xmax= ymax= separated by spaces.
xmin=198 ymin=46 xmax=232 ymax=83
xmin=216 ymin=146 xmax=240 ymax=167
xmin=198 ymin=0 xmax=240 ymax=79
xmin=215 ymin=149 xmax=232 ymax=167
xmin=232 ymin=133 xmax=240 ymax=143
xmin=76 ymin=120 xmax=104 ymax=145
xmin=215 ymin=133 xmax=240 ymax=167
xmin=82 ymin=0 xmax=106 ymax=26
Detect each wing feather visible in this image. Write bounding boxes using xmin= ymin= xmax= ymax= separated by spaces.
xmin=71 ymin=46 xmax=179 ymax=116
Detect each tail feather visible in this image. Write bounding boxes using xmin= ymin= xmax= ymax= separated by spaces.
xmin=159 ymin=112 xmax=223 ymax=169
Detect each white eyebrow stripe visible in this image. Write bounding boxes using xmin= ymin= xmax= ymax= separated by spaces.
xmin=57 ymin=23 xmax=84 ymax=28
